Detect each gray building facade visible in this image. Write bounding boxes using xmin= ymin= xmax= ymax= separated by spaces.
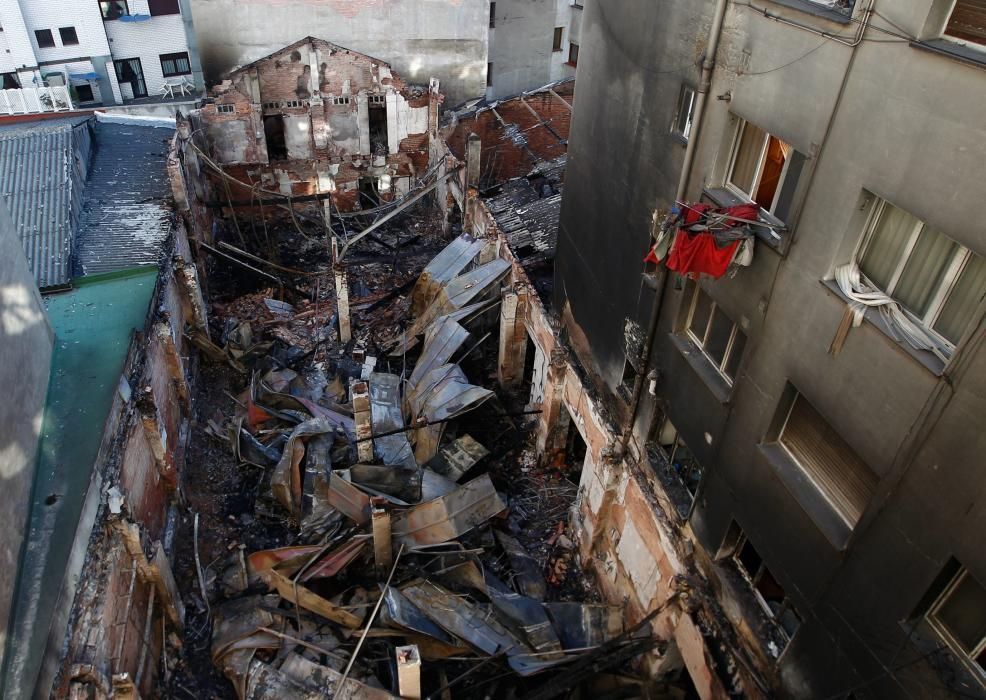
xmin=554 ymin=0 xmax=986 ymax=696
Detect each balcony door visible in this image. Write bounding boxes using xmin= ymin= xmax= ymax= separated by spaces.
xmin=114 ymin=57 xmax=147 ymax=99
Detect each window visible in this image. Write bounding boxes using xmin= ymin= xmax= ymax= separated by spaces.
xmin=74 ymin=84 xmax=95 ymax=103
xmin=774 ymin=393 xmax=877 ymax=530
xmin=148 ymin=0 xmax=181 ymax=16
xmin=721 ymin=523 xmax=803 ymax=648
xmin=1 ymin=72 xmax=20 ymax=89
xmin=727 ymin=120 xmax=796 ymax=217
xmin=35 ymin=29 xmax=55 ymax=49
xmin=489 ymin=1 xmax=496 ymax=27
xmin=683 ymin=283 xmax=747 ymax=385
xmin=332 ymin=96 xmax=350 ymax=106
xmin=650 ymin=413 xmax=704 ymax=501
xmin=568 ymin=42 xmax=579 ymax=66
xmin=945 ymin=0 xmax=986 ymax=47
xmin=99 ymin=0 xmax=129 ymax=20
xmin=553 ymin=27 xmax=564 ymax=52
xmin=369 ymin=94 xmax=386 ymax=105
xmin=487 ymin=63 xmax=493 ymax=87
xmin=159 ymin=51 xmax=190 ymax=77
xmin=59 ymin=27 xmax=78 ymax=46
xmin=857 ymin=198 xmax=986 ymax=350
xmin=672 ymin=84 xmax=696 ymax=141
xmin=216 ymin=104 xmax=234 ymax=114
xmin=925 ymin=562 xmax=986 ymax=675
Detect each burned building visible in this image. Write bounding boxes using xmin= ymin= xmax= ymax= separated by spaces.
xmin=188 ymin=37 xmax=441 ymax=211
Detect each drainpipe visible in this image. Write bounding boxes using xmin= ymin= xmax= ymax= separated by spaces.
xmin=620 ymin=0 xmax=729 ymax=452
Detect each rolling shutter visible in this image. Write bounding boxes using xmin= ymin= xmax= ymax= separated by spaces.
xmin=779 ymin=396 xmax=877 ymax=528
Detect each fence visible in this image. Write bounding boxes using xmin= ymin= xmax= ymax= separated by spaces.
xmin=0 ymin=86 xmax=74 ymax=116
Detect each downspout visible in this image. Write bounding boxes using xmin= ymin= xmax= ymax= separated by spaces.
xmin=620 ymin=0 xmax=730 ymax=452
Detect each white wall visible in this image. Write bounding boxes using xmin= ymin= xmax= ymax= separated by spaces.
xmin=104 ymin=13 xmax=191 ymax=98
xmin=15 ymin=0 xmax=111 ymax=67
xmin=0 ymin=0 xmax=37 ymax=73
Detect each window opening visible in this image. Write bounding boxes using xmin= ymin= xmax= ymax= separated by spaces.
xmin=562 ymin=405 xmax=587 ymax=475
xmin=649 ymin=412 xmax=704 ymax=501
xmin=1 ymin=72 xmax=20 ymax=89
xmin=924 ymin=560 xmax=986 ymax=675
xmin=673 ymin=84 xmax=696 ymax=140
xmin=264 ymin=114 xmax=287 ymax=160
xmin=148 ymin=0 xmax=181 ymax=16
xmin=114 ymin=57 xmax=147 ymax=99
xmin=945 ymin=1 xmax=986 ymax=46
xmin=490 ymin=1 xmax=496 ymax=27
xmin=74 ymin=84 xmax=95 ymax=103
xmin=727 ymin=119 xmax=793 ymax=217
xmin=568 ymin=42 xmax=579 ymax=66
xmin=216 ymin=104 xmax=234 ymax=114
xmin=59 ymin=27 xmax=79 ymax=46
xmin=99 ymin=0 xmax=129 ymax=20
xmin=857 ymin=198 xmax=986 ymax=350
xmin=35 ymin=29 xmax=55 ymax=49
xmin=683 ymin=283 xmax=746 ymax=385
xmin=333 ymin=96 xmax=350 ymax=106
xmin=160 ymin=51 xmax=191 ymax=77
xmin=358 ymin=176 xmax=380 ymax=208
xmin=368 ymin=102 xmax=388 ymax=155
xmin=553 ymin=27 xmax=564 ymax=52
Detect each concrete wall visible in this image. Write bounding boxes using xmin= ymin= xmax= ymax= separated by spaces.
xmin=0 ymin=200 xmax=53 ymax=684
xmin=186 ymin=0 xmax=490 ymax=106
xmin=103 ymin=9 xmax=193 ymax=98
xmin=555 ymin=0 xmax=986 ymax=697
xmin=487 ymin=0 xmax=577 ymax=99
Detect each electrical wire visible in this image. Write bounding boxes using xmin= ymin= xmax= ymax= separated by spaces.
xmin=740 ymin=38 xmax=831 ymax=75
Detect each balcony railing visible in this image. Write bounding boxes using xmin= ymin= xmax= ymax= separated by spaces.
xmin=0 ymin=86 xmax=74 ymax=116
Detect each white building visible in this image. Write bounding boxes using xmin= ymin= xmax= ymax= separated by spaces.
xmin=0 ymin=0 xmax=202 ymax=107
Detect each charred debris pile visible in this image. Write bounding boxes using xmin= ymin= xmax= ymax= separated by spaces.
xmin=172 ymin=207 xmax=666 ymax=699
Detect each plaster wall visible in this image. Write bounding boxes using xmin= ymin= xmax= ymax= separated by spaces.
xmin=488 ymin=0 xmax=554 ymax=99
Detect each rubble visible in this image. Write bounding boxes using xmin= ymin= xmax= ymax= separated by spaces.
xmin=162 ymin=219 xmax=665 ymax=698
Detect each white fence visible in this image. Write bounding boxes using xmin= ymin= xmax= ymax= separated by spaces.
xmin=0 ymin=86 xmax=74 ymax=116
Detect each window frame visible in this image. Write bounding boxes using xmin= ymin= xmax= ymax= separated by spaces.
xmin=99 ymin=0 xmax=130 ymax=20
xmin=74 ymin=83 xmax=96 ymax=103
xmin=927 ymin=566 xmax=986 ymax=674
xmin=725 ymin=119 xmax=794 ymax=217
xmin=489 ymin=1 xmax=496 ymax=28
xmin=683 ymin=284 xmax=745 ymax=386
xmin=159 ymin=51 xmax=191 ymax=77
xmin=672 ymin=84 xmax=696 ymax=141
xmin=568 ymin=42 xmax=579 ymax=66
xmin=651 ymin=413 xmax=705 ymax=502
xmin=855 ymin=197 xmax=982 ymax=354
xmin=35 ymin=29 xmax=55 ymax=49
xmin=216 ymin=104 xmax=235 ymax=114
xmin=553 ymin=27 xmax=564 ymax=52
xmin=58 ymin=27 xmax=79 ymax=46
xmin=942 ymin=0 xmax=986 ymax=50
xmin=148 ymin=0 xmax=181 ymax=17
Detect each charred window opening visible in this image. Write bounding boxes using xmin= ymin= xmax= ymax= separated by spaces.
xmin=368 ymin=102 xmax=388 ymax=155
xmin=358 ymin=176 xmax=380 ymax=207
xmin=647 ymin=411 xmax=704 ymax=518
xmin=559 ymin=405 xmax=587 ymax=474
xmin=263 ymin=114 xmax=286 ymax=160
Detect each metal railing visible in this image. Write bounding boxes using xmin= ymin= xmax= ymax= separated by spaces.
xmin=0 ymin=86 xmax=74 ymax=115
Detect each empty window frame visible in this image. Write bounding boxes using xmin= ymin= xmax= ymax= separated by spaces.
xmin=216 ymin=104 xmax=234 ymax=114
xmin=35 ymin=29 xmax=55 ymax=49
xmin=487 ymin=63 xmax=493 ymax=87
xmin=99 ymin=0 xmax=129 ymax=20
xmin=683 ymin=283 xmax=747 ymax=385
xmin=148 ymin=0 xmax=181 ymax=16
xmin=490 ymin=1 xmax=496 ymax=27
xmin=857 ymin=198 xmax=986 ymax=351
xmin=74 ymin=84 xmax=95 ymax=103
xmin=926 ymin=563 xmax=986 ymax=674
xmin=59 ymin=27 xmax=79 ymax=46
xmin=369 ymin=94 xmax=386 ymax=105
xmin=775 ymin=393 xmax=877 ymax=529
xmin=160 ymin=51 xmax=191 ymax=77
xmin=650 ymin=413 xmax=704 ymax=500
xmin=553 ymin=27 xmax=564 ymax=52
xmin=568 ymin=42 xmax=580 ymax=66
xmin=945 ymin=0 xmax=986 ymax=46
xmin=722 ymin=523 xmax=803 ymax=645
xmin=2 ymin=72 xmax=20 ymax=89
xmin=727 ymin=119 xmax=794 ymax=217
xmin=332 ymin=96 xmax=350 ymax=106
xmin=672 ymin=84 xmax=696 ymax=141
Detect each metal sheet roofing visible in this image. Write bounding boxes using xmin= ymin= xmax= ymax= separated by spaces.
xmin=0 ymin=119 xmax=94 ymax=289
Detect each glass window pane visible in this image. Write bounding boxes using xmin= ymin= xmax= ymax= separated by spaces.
xmin=754 ymin=137 xmax=788 ymax=212
xmin=935 ymin=253 xmax=986 ymax=345
xmin=705 ymin=309 xmax=733 ymax=367
xmin=894 ymin=226 xmax=959 ymax=317
xmin=688 ymin=287 xmax=713 ymax=341
xmin=724 ymin=328 xmax=747 ymax=381
xmin=729 ymin=123 xmax=765 ymax=196
xmin=936 ymin=573 xmax=986 ymax=652
xmin=859 ymin=203 xmax=918 ymax=291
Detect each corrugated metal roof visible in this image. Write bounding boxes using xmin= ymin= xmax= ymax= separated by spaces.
xmin=73 ymin=122 xmax=175 ymax=277
xmin=0 ymin=119 xmax=94 ymax=289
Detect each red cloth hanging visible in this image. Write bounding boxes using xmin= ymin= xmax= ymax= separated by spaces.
xmin=665 ymin=231 xmax=739 ymax=279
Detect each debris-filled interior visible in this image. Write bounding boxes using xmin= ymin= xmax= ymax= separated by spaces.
xmin=163 ymin=199 xmax=668 ymax=699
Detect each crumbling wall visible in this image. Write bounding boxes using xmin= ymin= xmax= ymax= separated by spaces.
xmin=54 ymin=222 xmax=202 ymax=698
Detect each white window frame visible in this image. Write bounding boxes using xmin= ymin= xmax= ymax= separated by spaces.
xmin=942 ymin=0 xmax=986 ymax=51
xmin=725 ymin=119 xmax=793 ymax=217
xmin=684 ymin=284 xmax=745 ymax=386
xmin=216 ymin=104 xmax=234 ymax=114
xmin=855 ymin=197 xmax=979 ymax=353
xmin=927 ymin=567 xmax=986 ymax=676
xmin=672 ymin=84 xmax=695 ymax=141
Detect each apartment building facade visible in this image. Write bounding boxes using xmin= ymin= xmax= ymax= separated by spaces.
xmin=0 ymin=0 xmax=202 ymax=107
xmin=552 ymin=0 xmax=986 ymax=697
xmin=487 ymin=0 xmax=583 ymax=99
